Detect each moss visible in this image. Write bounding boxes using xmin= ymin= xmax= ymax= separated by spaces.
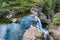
xmin=53 ymin=13 xmax=60 ymax=24
xmin=30 ymin=0 xmax=40 ymax=3
xmin=0 ymin=0 xmax=33 ymax=12
xmin=0 ymin=0 xmax=47 ymax=13
xmin=0 ymin=12 xmax=31 ymax=23
xmin=55 ymin=13 xmax=60 ymax=18
xmin=0 ymin=9 xmax=11 ymax=12
xmin=14 ymin=12 xmax=31 ymax=18
xmin=52 ymin=18 xmax=60 ymax=24
xmin=49 ymin=13 xmax=60 ymax=26
xmin=44 ymin=0 xmax=53 ymax=14
xmin=1 ymin=2 xmax=7 ymax=8
xmin=20 ymin=0 xmax=33 ymax=7
xmin=0 ymin=18 xmax=12 ymax=23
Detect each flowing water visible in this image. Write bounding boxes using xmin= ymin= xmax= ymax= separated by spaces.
xmin=0 ymin=14 xmax=49 ymax=40
xmin=36 ymin=16 xmax=49 ymax=38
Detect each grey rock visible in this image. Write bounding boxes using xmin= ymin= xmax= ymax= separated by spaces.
xmin=22 ymin=25 xmax=43 ymax=40
xmin=49 ymin=25 xmax=60 ymax=40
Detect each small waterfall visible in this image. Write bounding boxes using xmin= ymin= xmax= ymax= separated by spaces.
xmin=0 ymin=14 xmax=49 ymax=40
xmin=36 ymin=16 xmax=49 ymax=38
xmin=19 ymin=14 xmax=49 ymax=38
xmin=0 ymin=14 xmax=38 ymax=40
xmin=31 ymin=6 xmax=49 ymax=38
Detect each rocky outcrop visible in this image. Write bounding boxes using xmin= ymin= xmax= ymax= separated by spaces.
xmin=49 ymin=25 xmax=60 ymax=40
xmin=22 ymin=25 xmax=43 ymax=40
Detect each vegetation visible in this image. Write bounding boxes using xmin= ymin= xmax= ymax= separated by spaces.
xmin=0 ymin=0 xmax=60 ymax=13
xmin=0 ymin=0 xmax=60 ymax=23
xmin=0 ymin=0 xmax=41 ymax=12
xmin=52 ymin=13 xmax=60 ymax=24
xmin=44 ymin=0 xmax=53 ymax=14
xmin=0 ymin=18 xmax=12 ymax=23
xmin=49 ymin=13 xmax=60 ymax=27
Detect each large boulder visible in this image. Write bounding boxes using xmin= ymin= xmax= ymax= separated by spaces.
xmin=22 ymin=25 xmax=43 ymax=40
xmin=49 ymin=25 xmax=60 ymax=40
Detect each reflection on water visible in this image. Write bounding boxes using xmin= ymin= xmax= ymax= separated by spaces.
xmin=0 ymin=14 xmax=48 ymax=40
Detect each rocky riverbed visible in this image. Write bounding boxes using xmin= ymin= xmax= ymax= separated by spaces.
xmin=0 ymin=0 xmax=60 ymax=40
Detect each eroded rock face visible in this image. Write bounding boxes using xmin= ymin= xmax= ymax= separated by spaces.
xmin=22 ymin=25 xmax=43 ymax=40
xmin=49 ymin=25 xmax=60 ymax=40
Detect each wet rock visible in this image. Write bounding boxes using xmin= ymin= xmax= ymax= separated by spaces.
xmin=11 ymin=18 xmax=18 ymax=23
xmin=38 ymin=12 xmax=48 ymax=22
xmin=31 ymin=6 xmax=50 ymax=29
xmin=6 ymin=10 xmax=17 ymax=19
xmin=0 ymin=12 xmax=9 ymax=18
xmin=22 ymin=25 xmax=43 ymax=40
xmin=31 ymin=6 xmax=50 ymax=24
xmin=49 ymin=25 xmax=60 ymax=40
xmin=0 ymin=18 xmax=11 ymax=23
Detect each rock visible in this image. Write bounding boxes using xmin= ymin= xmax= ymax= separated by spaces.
xmin=0 ymin=12 xmax=9 ymax=18
xmin=49 ymin=25 xmax=60 ymax=40
xmin=22 ymin=25 xmax=43 ymax=40
xmin=38 ymin=12 xmax=48 ymax=22
xmin=6 ymin=10 xmax=17 ymax=19
xmin=31 ymin=6 xmax=50 ymax=24
xmin=11 ymin=18 xmax=18 ymax=23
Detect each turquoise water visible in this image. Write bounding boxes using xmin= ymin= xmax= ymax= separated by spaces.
xmin=0 ymin=14 xmax=48 ymax=40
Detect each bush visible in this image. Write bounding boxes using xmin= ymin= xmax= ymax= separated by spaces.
xmin=49 ymin=13 xmax=60 ymax=26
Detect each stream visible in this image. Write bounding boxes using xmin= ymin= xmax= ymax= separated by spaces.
xmin=0 ymin=14 xmax=49 ymax=40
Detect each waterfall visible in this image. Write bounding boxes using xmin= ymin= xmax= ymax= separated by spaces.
xmin=0 ymin=14 xmax=38 ymax=40
xmin=0 ymin=14 xmax=49 ymax=40
xmin=19 ymin=14 xmax=49 ymax=38
xmin=35 ymin=16 xmax=49 ymax=38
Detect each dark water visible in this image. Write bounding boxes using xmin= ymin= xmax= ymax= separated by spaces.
xmin=0 ymin=14 xmax=48 ymax=40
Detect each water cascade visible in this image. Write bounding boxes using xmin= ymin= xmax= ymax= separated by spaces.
xmin=0 ymin=14 xmax=48 ymax=40
xmin=34 ymin=15 xmax=49 ymax=38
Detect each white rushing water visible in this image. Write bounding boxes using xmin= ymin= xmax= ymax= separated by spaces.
xmin=35 ymin=16 xmax=49 ymax=38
